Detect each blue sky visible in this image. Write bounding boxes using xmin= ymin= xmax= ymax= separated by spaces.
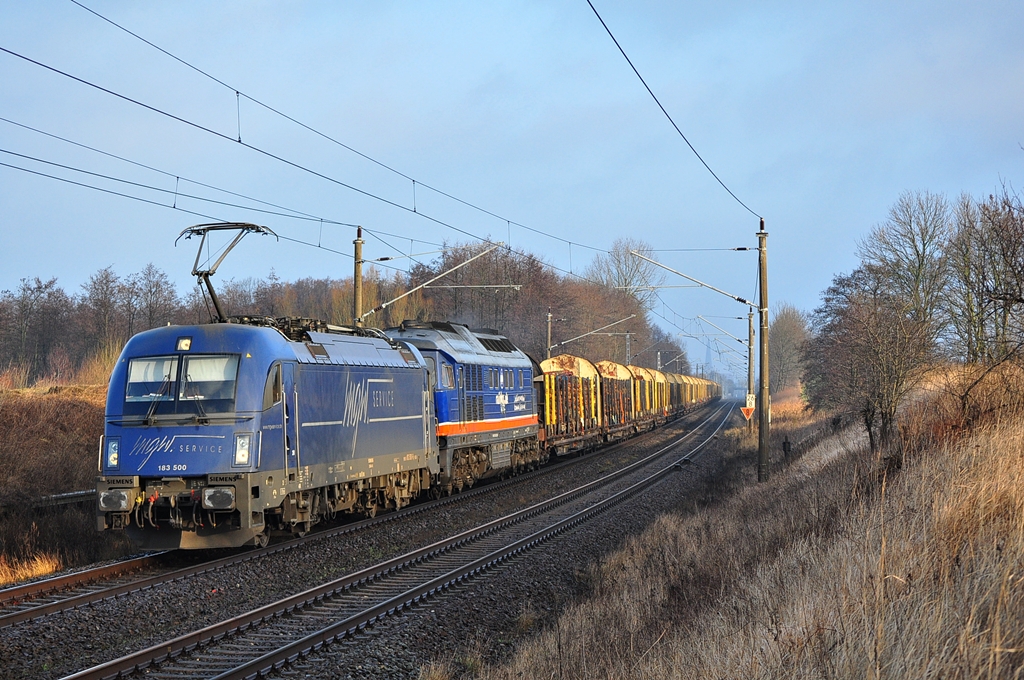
xmin=2 ymin=1 xmax=1022 ymax=377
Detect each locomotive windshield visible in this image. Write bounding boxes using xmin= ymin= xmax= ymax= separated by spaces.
xmin=179 ymin=355 xmax=238 ymax=402
xmin=125 ymin=356 xmax=178 ymax=402
xmin=124 ymin=354 xmax=239 ymax=417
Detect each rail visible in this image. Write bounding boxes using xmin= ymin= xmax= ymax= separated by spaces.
xmin=64 ymin=403 xmax=733 ymax=680
xmin=1 ymin=407 xmax=709 ymax=629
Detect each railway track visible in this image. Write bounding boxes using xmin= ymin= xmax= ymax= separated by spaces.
xmin=0 ymin=405 xmax=717 ymax=631
xmin=0 ymin=553 xmax=169 ymax=628
xmin=64 ymin=402 xmax=733 ymax=680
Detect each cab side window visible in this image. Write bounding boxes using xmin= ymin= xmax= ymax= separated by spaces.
xmin=425 ymin=357 xmax=437 ymax=389
xmin=262 ymin=364 xmax=283 ymax=410
xmin=441 ymin=364 xmax=455 ymax=389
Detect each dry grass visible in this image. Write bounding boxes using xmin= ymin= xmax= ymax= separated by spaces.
xmin=515 ymin=601 xmax=539 ymax=635
xmin=773 ymin=400 xmax=812 ymax=426
xmin=0 ymin=363 xmax=30 ymax=391
xmin=0 ymin=386 xmax=106 ymax=504
xmin=770 ymin=384 xmax=819 ymax=434
xmin=419 ymin=660 xmax=456 ymax=680
xmin=0 ymin=553 xmax=62 ymax=588
xmin=475 ymin=379 xmax=1024 ymax=679
xmin=75 ymin=342 xmax=122 ymax=387
xmin=0 ymin=384 xmax=131 ymax=579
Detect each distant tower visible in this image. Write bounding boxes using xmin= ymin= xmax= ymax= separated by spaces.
xmin=704 ymin=342 xmax=713 ymax=375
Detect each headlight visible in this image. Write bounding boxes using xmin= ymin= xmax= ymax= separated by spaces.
xmin=99 ymin=488 xmax=132 ymax=511
xmin=233 ymin=433 xmax=252 ymax=466
xmin=202 ymin=486 xmax=236 ymax=510
xmin=106 ymin=437 xmax=120 ymax=469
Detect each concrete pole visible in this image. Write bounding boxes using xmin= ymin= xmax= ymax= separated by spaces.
xmin=546 ymin=308 xmax=552 ymax=359
xmin=748 ymin=310 xmax=755 ymax=434
xmin=353 ymin=227 xmax=364 ymax=327
xmin=757 ymin=219 xmax=770 ymax=482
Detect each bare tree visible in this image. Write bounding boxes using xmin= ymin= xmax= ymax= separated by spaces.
xmin=408 ymin=240 xmax=672 ymax=369
xmin=119 ymin=272 xmax=142 ymax=338
xmin=137 ymin=263 xmax=180 ymax=330
xmin=857 ymin=190 xmax=951 ymax=325
xmin=0 ymin=277 xmax=73 ymax=379
xmin=804 ymin=265 xmax=934 ymax=456
xmin=585 ymin=237 xmax=665 ymax=311
xmin=0 ymin=245 xmax=704 ymax=387
xmin=253 ymin=270 xmax=285 ymax=317
xmin=975 ymin=188 xmax=1024 ymax=359
xmin=940 ymin=187 xmax=1024 ymax=422
xmin=942 ymin=188 xmax=1024 ymax=364
xmin=943 ymin=194 xmax=988 ymax=363
xmin=768 ymin=302 xmax=807 ymax=395
xmin=81 ymin=266 xmax=123 ymax=347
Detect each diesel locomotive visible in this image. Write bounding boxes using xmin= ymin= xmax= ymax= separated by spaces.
xmin=96 ymin=315 xmax=717 ymax=550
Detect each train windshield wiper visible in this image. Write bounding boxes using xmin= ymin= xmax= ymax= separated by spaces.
xmin=181 ymin=372 xmax=209 ymax=419
xmin=144 ymin=374 xmax=173 ymax=425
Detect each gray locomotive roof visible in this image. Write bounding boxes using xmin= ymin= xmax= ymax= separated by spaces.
xmin=385 ymin=321 xmax=530 ymax=368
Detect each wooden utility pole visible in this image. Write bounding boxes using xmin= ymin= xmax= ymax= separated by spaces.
xmin=757 ymin=219 xmax=770 ymax=482
xmin=353 ymin=227 xmax=364 ymax=327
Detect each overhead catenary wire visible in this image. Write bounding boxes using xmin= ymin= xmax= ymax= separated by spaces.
xmin=0 ymin=115 xmax=452 ymax=271
xmin=584 ymin=0 xmax=761 ymax=220
xmin=626 ymin=252 xmax=715 ymax=370
xmin=0 ymin=143 xmax=430 ymax=271
xmin=0 ymin=159 xmax=420 ymax=273
xmin=65 ymin=0 xmax=609 ymax=254
xmin=6 ymin=7 xmax=759 ymax=339
xmin=0 ymin=45 xmax=487 ymax=243
xmin=1 ymin=27 xmax=704 ymax=298
xmin=0 ymin=116 xmax=320 ymax=222
xmin=650 ymin=247 xmax=756 ymax=252
xmin=0 ymin=146 xmax=603 ymax=289
xmin=0 ymin=140 xmax=606 ymax=290
xmin=0 ymin=44 xmax=616 ymax=286
xmin=0 ymin=147 xmax=361 ymax=225
xmin=0 ymin=159 xmax=226 ymax=223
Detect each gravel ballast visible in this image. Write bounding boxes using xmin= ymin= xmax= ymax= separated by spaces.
xmin=0 ymin=410 xmax=728 ymax=679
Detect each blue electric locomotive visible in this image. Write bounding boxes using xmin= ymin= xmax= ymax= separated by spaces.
xmin=96 ymin=318 xmax=437 ymax=549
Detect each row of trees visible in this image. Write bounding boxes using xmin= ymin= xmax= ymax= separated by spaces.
xmin=767 ymin=303 xmax=808 ymax=395
xmin=0 ymin=265 xmax=186 ymax=386
xmin=803 ymin=187 xmax=1024 ymax=454
xmin=0 ymin=239 xmax=689 ymax=386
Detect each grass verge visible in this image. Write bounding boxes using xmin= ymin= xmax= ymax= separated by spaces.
xmin=0 ymin=385 xmax=132 ymax=585
xmin=468 ymin=391 xmax=1023 ymax=679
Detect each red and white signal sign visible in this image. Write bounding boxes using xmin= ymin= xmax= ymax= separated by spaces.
xmin=742 ymin=393 xmax=755 ymax=420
